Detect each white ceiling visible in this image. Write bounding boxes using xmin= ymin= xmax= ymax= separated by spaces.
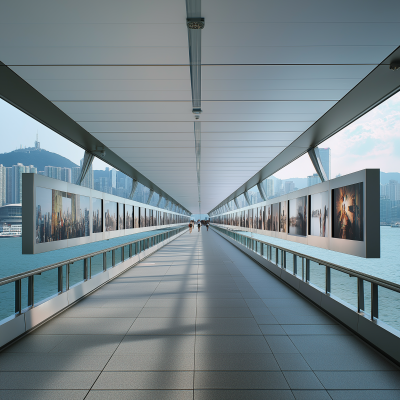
xmin=1 ymin=0 xmax=400 ymax=213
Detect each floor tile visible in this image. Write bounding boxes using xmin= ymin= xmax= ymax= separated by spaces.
xmin=127 ymin=318 xmax=195 ymax=335
xmin=0 ymin=390 xmax=88 ymax=400
xmin=195 ymin=335 xmax=271 ymax=353
xmin=195 ymin=353 xmax=280 ymax=371
xmin=196 ymin=318 xmax=262 ymax=335
xmin=86 ymin=390 xmax=193 ymax=400
xmin=264 ymin=336 xmax=299 ymax=353
xmin=194 ymin=389 xmax=295 ymax=399
xmin=93 ymin=371 xmax=193 ymax=389
xmin=283 ymin=371 xmax=324 ymax=389
xmin=194 ymin=371 xmax=289 ymax=389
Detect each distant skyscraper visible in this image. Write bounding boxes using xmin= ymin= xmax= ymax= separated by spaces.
xmin=6 ymin=168 xmax=12 ymax=204
xmin=284 ymin=181 xmax=295 ymax=194
xmin=318 ymin=147 xmax=331 ymax=179
xmin=264 ymin=179 xmax=274 ymax=198
xmin=72 ymin=167 xmax=80 ymax=185
xmin=61 ymin=168 xmax=72 ymax=183
xmin=12 ymin=164 xmax=25 ymax=203
xmin=44 ymin=166 xmax=61 ymax=180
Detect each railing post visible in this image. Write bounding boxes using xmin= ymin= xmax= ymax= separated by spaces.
xmin=325 ymin=266 xmax=331 ymax=294
xmin=371 ymin=283 xmax=379 ymax=320
xmin=28 ymin=275 xmax=34 ymax=307
xmin=293 ymin=255 xmax=297 ymax=275
xmin=305 ymin=259 xmax=310 ymax=282
xmin=275 ymin=248 xmax=279 ymax=265
xmin=282 ymin=251 xmax=286 ymax=269
xmin=66 ymin=264 xmax=70 ymax=291
xmin=15 ymin=279 xmax=21 ymax=314
xmin=121 ymin=246 xmax=124 ymax=262
xmin=357 ymin=278 xmax=364 ymax=313
xmin=103 ymin=252 xmax=107 ymax=271
xmin=129 ymin=244 xmax=133 ymax=257
xmin=260 ymin=243 xmax=264 ymax=257
xmin=83 ymin=258 xmax=88 ymax=281
xmin=112 ymin=250 xmax=115 ymax=267
xmin=58 ymin=266 xmax=63 ymax=293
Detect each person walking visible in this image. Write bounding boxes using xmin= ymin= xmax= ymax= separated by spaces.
xmin=206 ymin=221 xmax=209 ymax=231
xmin=197 ymin=219 xmax=201 ymax=232
xmin=188 ymin=221 xmax=193 ymax=233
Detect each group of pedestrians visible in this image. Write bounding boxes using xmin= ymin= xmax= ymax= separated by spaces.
xmin=188 ymin=219 xmax=210 ymax=233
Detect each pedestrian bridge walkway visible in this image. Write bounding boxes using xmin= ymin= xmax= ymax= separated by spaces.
xmin=1 ymin=229 xmax=399 ymax=399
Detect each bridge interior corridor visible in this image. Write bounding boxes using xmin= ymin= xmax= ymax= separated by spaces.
xmin=1 ymin=228 xmax=400 ymax=399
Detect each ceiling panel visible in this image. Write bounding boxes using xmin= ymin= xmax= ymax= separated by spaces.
xmin=1 ymin=0 xmax=399 ymax=213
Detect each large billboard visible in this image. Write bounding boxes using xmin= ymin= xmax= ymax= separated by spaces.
xmin=333 ymin=183 xmax=363 ymax=241
xmin=36 ymin=187 xmax=90 ymax=243
xmin=310 ymin=191 xmax=329 ymax=237
xmin=289 ymin=196 xmax=307 ymax=237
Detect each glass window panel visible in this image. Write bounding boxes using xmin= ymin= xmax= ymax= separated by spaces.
xmin=92 ymin=198 xmax=103 ymax=233
xmin=106 ymin=251 xmax=112 ymax=269
xmin=149 ymin=192 xmax=160 ymax=207
xmin=247 ymin=185 xmax=263 ymax=205
xmin=330 ymin=269 xmax=358 ymax=309
xmin=308 ymin=260 xmax=325 ymax=291
xmin=270 ymin=247 xmax=276 ymax=264
xmin=286 ymin=253 xmax=294 ymax=273
xmin=115 ymin=247 xmax=122 ymax=265
xmin=118 ymin=203 xmax=124 ymax=230
xmin=295 ymin=256 xmax=304 ymax=279
xmin=377 ymin=286 xmax=400 ymax=331
xmin=69 ymin=259 xmax=84 ymax=288
xmin=34 ymin=268 xmax=59 ymax=304
xmin=91 ymin=254 xmax=104 ymax=276
xmin=0 ymin=281 xmax=16 ymax=322
xmin=236 ymin=193 xmax=248 ymax=208
xmin=125 ymin=205 xmax=133 ymax=229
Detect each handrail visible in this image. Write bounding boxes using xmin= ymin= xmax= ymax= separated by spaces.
xmin=212 ymin=225 xmax=400 ymax=294
xmin=0 ymin=226 xmax=186 ymax=287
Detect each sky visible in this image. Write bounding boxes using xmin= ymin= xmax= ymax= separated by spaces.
xmin=1 ymin=90 xmax=400 ymax=178
xmin=274 ymin=91 xmax=400 ymax=180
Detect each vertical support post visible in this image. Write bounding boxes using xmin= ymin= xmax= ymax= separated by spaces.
xmin=28 ymin=275 xmax=34 ymax=307
xmin=66 ymin=264 xmax=70 ymax=291
xmin=293 ymin=255 xmax=297 ymax=275
xmin=121 ymin=246 xmax=124 ymax=262
xmin=83 ymin=258 xmax=88 ymax=281
xmin=371 ymin=283 xmax=379 ymax=320
xmin=112 ymin=250 xmax=115 ymax=267
xmin=276 ymin=248 xmax=279 ymax=265
xmin=260 ymin=243 xmax=264 ymax=257
xmin=58 ymin=266 xmax=63 ymax=293
xmin=129 ymin=244 xmax=133 ymax=258
xmin=15 ymin=279 xmax=22 ymax=314
xmin=282 ymin=251 xmax=286 ymax=269
xmin=301 ymin=258 xmax=305 ymax=281
xmin=326 ymin=266 xmax=331 ymax=294
xmin=357 ymin=278 xmax=365 ymax=313
xmin=103 ymin=252 xmax=107 ymax=271
xmin=305 ymin=259 xmax=310 ymax=282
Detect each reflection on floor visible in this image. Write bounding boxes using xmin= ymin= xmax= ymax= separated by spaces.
xmin=0 ymin=229 xmax=399 ymax=399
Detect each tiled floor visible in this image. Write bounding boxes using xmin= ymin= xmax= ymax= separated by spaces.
xmin=1 ymin=229 xmax=400 ymax=399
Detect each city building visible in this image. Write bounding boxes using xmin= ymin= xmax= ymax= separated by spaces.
xmin=319 ymin=147 xmax=331 ymax=179
xmin=307 ymin=173 xmax=321 ymax=187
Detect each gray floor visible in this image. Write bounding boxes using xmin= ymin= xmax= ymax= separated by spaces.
xmin=1 ymin=229 xmax=400 ymax=400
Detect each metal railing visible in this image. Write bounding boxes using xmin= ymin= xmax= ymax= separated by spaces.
xmin=212 ymin=225 xmax=400 ymax=333
xmin=0 ymin=226 xmax=187 ymax=324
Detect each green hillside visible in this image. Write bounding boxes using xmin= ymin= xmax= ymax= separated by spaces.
xmin=0 ymin=148 xmax=78 ymax=171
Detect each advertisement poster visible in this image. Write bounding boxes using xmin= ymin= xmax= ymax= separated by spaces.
xmin=271 ymin=203 xmax=279 ymax=232
xmin=105 ymin=201 xmax=117 ymax=231
xmin=92 ymin=198 xmax=103 ymax=233
xmin=280 ymin=201 xmax=287 ymax=233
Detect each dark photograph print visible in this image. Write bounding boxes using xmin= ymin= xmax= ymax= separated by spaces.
xmin=125 ymin=205 xmax=133 ymax=229
xmin=258 ymin=207 xmax=263 ymax=229
xmin=92 ymin=198 xmax=102 ymax=233
xmin=310 ymin=191 xmax=329 ymax=237
xmin=333 ymin=183 xmax=363 ymax=241
xmin=280 ymin=201 xmax=287 ymax=233
xmin=271 ymin=203 xmax=279 ymax=232
xmin=265 ymin=205 xmax=272 ymax=231
xmin=104 ymin=201 xmax=117 ymax=231
xmin=289 ymin=196 xmax=307 ymax=237
xmin=36 ymin=188 xmax=90 ymax=243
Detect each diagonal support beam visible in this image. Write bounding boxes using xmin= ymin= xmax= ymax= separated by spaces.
xmin=308 ymin=147 xmax=328 ymax=182
xmin=146 ymin=189 xmax=154 ymax=205
xmin=128 ymin=179 xmax=138 ymax=200
xmin=257 ymin=183 xmax=267 ymax=201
